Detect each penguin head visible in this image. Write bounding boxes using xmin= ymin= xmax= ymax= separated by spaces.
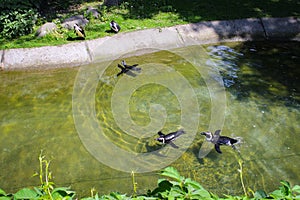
xmin=201 ymin=131 xmax=213 ymax=141
xmin=155 ymin=137 xmax=165 ymax=144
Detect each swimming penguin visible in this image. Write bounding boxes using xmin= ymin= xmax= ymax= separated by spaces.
xmin=117 ymin=60 xmax=140 ymax=77
xmin=110 ymin=20 xmax=121 ymax=33
xmin=201 ymin=130 xmax=239 ymax=154
xmin=121 ymin=60 xmax=140 ymax=71
xmin=74 ymin=23 xmax=86 ymax=39
xmin=117 ymin=64 xmax=130 ymax=76
xmin=156 ymin=129 xmax=185 ymax=148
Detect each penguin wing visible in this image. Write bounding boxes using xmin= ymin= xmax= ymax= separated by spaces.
xmin=214 ymin=130 xmax=221 ymax=136
xmin=117 ymin=64 xmax=125 ymax=69
xmin=157 ymin=131 xmax=165 ymax=137
xmin=169 ymin=142 xmax=179 ymax=149
xmin=125 ymin=70 xmax=137 ymax=77
xmin=129 ymin=67 xmax=141 ymax=72
xmin=127 ymin=64 xmax=139 ymax=69
xmin=75 ymin=29 xmax=83 ymax=37
xmin=117 ymin=71 xmax=124 ymax=77
xmin=214 ymin=144 xmax=222 ymax=154
xmin=116 ymin=24 xmax=121 ymax=31
xmin=81 ymin=28 xmax=86 ymax=37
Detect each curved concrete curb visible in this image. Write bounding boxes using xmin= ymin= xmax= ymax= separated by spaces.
xmin=1 ymin=17 xmax=299 ymax=70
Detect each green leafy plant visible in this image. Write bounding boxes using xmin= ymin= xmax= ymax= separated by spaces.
xmin=0 ymin=9 xmax=38 ymax=39
xmin=0 ymin=155 xmax=299 ymax=200
xmin=148 ymin=166 xmax=216 ymax=199
xmin=0 ymin=151 xmax=76 ymax=200
xmin=268 ymin=180 xmax=300 ymax=200
xmin=32 ymin=151 xmax=76 ymax=199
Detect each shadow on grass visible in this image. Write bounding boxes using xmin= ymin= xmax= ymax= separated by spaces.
xmin=120 ymin=0 xmax=299 ymax=22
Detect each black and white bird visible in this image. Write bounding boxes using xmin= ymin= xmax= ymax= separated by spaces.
xmin=74 ymin=23 xmax=86 ymax=39
xmin=117 ymin=60 xmax=140 ymax=77
xmin=201 ymin=130 xmax=240 ymax=154
xmin=110 ymin=20 xmax=121 ymax=33
xmin=121 ymin=60 xmax=140 ymax=71
xmin=156 ymin=129 xmax=185 ymax=149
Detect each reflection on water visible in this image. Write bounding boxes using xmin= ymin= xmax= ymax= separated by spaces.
xmin=207 ymin=45 xmax=243 ymax=87
xmin=0 ymin=41 xmax=299 ymax=197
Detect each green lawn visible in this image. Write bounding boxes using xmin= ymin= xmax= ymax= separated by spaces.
xmin=0 ymin=0 xmax=299 ymax=49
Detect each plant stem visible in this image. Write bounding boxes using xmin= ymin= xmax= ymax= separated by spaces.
xmin=45 ymin=160 xmax=53 ymax=200
xmin=238 ymin=159 xmax=247 ymax=196
xmin=131 ymin=171 xmax=137 ymax=197
xmin=39 ymin=151 xmax=44 ymax=185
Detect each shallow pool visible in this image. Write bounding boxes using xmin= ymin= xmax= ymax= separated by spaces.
xmin=0 ymin=41 xmax=299 ymax=197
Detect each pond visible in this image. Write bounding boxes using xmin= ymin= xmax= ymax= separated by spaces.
xmin=0 ymin=41 xmax=299 ymax=197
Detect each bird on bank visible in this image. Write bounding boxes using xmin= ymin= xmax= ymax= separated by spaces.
xmin=74 ymin=23 xmax=86 ymax=39
xmin=110 ymin=20 xmax=121 ymax=33
xmin=201 ymin=130 xmax=240 ymax=154
xmin=155 ymin=129 xmax=185 ymax=149
xmin=117 ymin=60 xmax=140 ymax=77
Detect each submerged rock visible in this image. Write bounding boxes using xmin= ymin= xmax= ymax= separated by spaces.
xmin=62 ymin=15 xmax=89 ymax=30
xmin=36 ymin=22 xmax=57 ymax=37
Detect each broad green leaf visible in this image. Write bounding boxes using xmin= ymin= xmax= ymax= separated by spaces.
xmin=52 ymin=186 xmax=75 ymax=195
xmin=108 ymin=192 xmax=128 ymax=200
xmin=0 ymin=197 xmax=11 ymax=200
xmin=184 ymin=178 xmax=203 ymax=190
xmin=292 ymin=185 xmax=300 ymax=194
xmin=0 ymin=189 xmax=6 ymax=196
xmin=169 ymin=180 xmax=181 ymax=187
xmin=94 ymin=193 xmax=100 ymax=200
xmin=221 ymin=195 xmax=236 ymax=200
xmin=190 ymin=188 xmax=211 ymax=198
xmin=150 ymin=179 xmax=172 ymax=197
xmin=280 ymin=180 xmax=292 ymax=196
xmin=160 ymin=167 xmax=183 ymax=182
xmin=254 ymin=189 xmax=267 ymax=198
xmin=33 ymin=187 xmax=43 ymax=196
xmin=280 ymin=180 xmax=291 ymax=188
xmin=270 ymin=189 xmax=285 ymax=198
xmin=159 ymin=191 xmax=170 ymax=199
xmin=169 ymin=186 xmax=184 ymax=197
xmin=157 ymin=178 xmax=167 ymax=185
xmin=14 ymin=188 xmax=38 ymax=199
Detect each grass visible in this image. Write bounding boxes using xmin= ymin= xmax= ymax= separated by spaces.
xmin=0 ymin=0 xmax=299 ymax=49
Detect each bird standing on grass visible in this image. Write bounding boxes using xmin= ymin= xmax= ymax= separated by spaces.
xmin=110 ymin=20 xmax=121 ymax=33
xmin=74 ymin=23 xmax=86 ymax=39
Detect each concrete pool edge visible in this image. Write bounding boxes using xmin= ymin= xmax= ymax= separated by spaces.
xmin=1 ymin=17 xmax=299 ymax=70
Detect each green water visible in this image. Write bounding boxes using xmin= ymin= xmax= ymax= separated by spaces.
xmin=0 ymin=41 xmax=299 ymax=197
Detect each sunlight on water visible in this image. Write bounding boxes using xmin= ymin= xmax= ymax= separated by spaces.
xmin=0 ymin=41 xmax=299 ymax=197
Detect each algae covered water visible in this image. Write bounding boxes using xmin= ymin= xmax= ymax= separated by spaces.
xmin=0 ymin=41 xmax=299 ymax=197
